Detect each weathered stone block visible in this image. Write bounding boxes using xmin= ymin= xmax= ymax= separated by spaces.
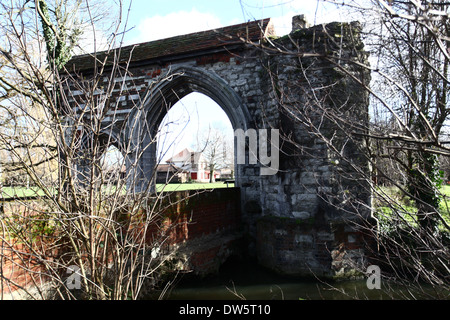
xmin=294 ymin=234 xmax=313 ymax=244
xmin=297 ymin=193 xmax=317 ymax=202
xmin=300 ymin=172 xmax=317 ymax=185
xmin=292 ymin=211 xmax=310 ymax=219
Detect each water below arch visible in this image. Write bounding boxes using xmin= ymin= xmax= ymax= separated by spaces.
xmin=160 ymin=257 xmax=446 ymax=300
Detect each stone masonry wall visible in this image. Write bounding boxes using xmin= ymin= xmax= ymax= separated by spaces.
xmin=254 ymin=21 xmax=373 ymax=277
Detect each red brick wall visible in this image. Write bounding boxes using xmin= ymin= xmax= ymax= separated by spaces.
xmin=1 ymin=188 xmax=242 ymax=295
xmin=161 ymin=188 xmax=242 ymax=275
xmin=0 ymin=240 xmax=49 ymax=296
xmin=145 ymin=188 xmax=241 ymax=246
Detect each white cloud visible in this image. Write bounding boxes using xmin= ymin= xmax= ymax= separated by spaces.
xmin=126 ymin=9 xmax=223 ymax=44
xmin=257 ymin=1 xmax=356 ymax=36
xmin=75 ymin=25 xmax=110 ymax=55
xmin=270 ymin=10 xmax=344 ymax=37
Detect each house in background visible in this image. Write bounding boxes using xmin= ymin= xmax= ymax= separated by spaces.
xmin=156 ymin=164 xmax=189 ymax=184
xmin=165 ymin=148 xmax=220 ymax=182
xmin=218 ymin=168 xmax=233 ymax=180
xmin=104 ymin=165 xmax=126 ymax=185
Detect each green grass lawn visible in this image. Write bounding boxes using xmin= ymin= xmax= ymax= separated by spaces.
xmin=1 ymin=182 xmax=235 ymax=199
xmin=439 ymin=185 xmax=450 ymax=212
xmin=0 ymin=186 xmax=49 ymax=199
xmin=375 ymin=184 xmax=450 ymax=229
xmin=156 ymin=182 xmax=234 ymax=192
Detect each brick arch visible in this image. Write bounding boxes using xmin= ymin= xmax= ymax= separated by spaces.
xmin=125 ymin=66 xmax=252 ymax=191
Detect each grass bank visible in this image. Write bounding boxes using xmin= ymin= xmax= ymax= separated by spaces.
xmin=156 ymin=182 xmax=234 ymax=192
xmin=374 ymin=185 xmax=450 ymax=230
xmin=1 ymin=182 xmax=235 ymax=199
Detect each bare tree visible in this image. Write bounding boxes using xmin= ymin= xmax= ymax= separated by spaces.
xmin=193 ymin=124 xmax=234 ymax=183
xmin=364 ymin=0 xmax=449 ymax=234
xmin=0 ymin=0 xmax=185 ymax=300
xmin=245 ymin=0 xmax=449 ymax=298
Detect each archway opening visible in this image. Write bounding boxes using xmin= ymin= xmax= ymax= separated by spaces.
xmin=100 ymin=145 xmax=125 ymax=188
xmin=127 ymin=66 xmax=251 ymax=193
xmin=156 ymin=92 xmax=234 ymax=186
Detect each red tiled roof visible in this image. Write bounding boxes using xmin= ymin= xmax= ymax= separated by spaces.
xmin=65 ymin=18 xmax=274 ymax=72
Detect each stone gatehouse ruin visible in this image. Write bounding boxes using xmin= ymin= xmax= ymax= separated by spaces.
xmin=64 ymin=15 xmax=373 ymax=278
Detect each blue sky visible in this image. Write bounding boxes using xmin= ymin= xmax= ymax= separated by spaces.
xmin=100 ymin=0 xmax=348 ymax=162
xmin=120 ymin=0 xmax=345 ymax=44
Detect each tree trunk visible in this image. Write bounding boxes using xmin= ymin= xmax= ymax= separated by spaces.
xmin=407 ymin=150 xmax=440 ymax=234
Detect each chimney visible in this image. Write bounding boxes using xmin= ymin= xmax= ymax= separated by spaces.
xmin=292 ymin=14 xmax=309 ymax=32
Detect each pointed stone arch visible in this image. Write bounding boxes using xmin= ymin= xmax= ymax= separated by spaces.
xmin=125 ymin=66 xmax=253 ymax=192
